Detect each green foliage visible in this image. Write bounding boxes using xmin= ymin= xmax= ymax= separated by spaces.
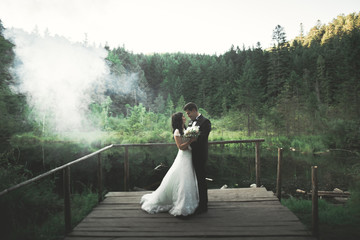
xmin=153 ymin=94 xmax=166 ymax=113
xmin=0 ymin=23 xmax=29 ymax=149
xmin=289 ymin=135 xmax=327 ymax=153
xmin=2 ymin=13 xmax=360 ymax=146
xmin=348 ymin=185 xmax=360 ymax=216
xmin=0 ymin=149 xmax=98 ymax=240
xmin=89 ymin=96 xmax=114 ymax=131
xmin=323 ymin=119 xmax=360 ymax=150
xmin=165 ymin=94 xmax=174 ymax=117
xmin=106 ymin=50 xmax=122 ymax=66
xmin=70 ymin=189 xmax=98 ymax=229
xmin=0 ymin=150 xmax=29 ymax=190
xmin=265 ymin=135 xmax=292 ymax=150
xmin=282 ymin=196 xmax=312 ymax=215
xmin=282 ymin=194 xmax=360 ymax=227
xmin=175 ymin=95 xmax=186 ymax=112
xmin=212 ymin=109 xmax=246 ymax=132
xmin=0 ymin=153 xmax=61 ymax=239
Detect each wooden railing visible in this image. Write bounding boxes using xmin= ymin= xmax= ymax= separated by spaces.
xmin=0 ymin=144 xmax=113 ymax=233
xmin=0 ymin=139 xmax=265 ymax=234
xmin=274 ymin=147 xmax=320 ymax=237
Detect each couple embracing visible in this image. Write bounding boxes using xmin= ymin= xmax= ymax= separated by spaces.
xmin=140 ymin=102 xmax=211 ymax=216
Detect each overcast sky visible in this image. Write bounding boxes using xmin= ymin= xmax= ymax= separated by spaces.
xmin=1 ymin=0 xmax=359 ymax=54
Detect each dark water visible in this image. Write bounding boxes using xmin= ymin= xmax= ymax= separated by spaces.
xmin=8 ymin=142 xmax=359 ymax=195
xmin=100 ymin=144 xmax=358 ymax=194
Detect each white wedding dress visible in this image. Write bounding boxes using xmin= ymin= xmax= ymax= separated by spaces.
xmin=140 ymin=129 xmax=199 ymax=216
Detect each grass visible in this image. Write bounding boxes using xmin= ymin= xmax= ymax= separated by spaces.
xmin=10 ymin=126 xmax=332 ymax=156
xmin=4 ymin=189 xmax=98 ymax=240
xmin=281 ymin=193 xmax=360 ymax=240
xmin=38 ymin=190 xmax=98 ymax=240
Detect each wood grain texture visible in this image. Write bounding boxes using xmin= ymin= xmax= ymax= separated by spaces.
xmin=64 ymin=188 xmax=315 ymax=240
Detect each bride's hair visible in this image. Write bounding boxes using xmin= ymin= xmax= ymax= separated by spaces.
xmin=171 ymin=112 xmax=184 ymax=135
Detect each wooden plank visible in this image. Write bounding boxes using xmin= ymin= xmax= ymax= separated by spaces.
xmin=65 ymin=188 xmax=315 ymax=240
xmin=65 ymin=237 xmax=314 ymax=240
xmin=105 ymin=187 xmax=275 ymax=197
xmin=104 ymin=188 xmax=278 ymax=204
xmin=75 ymin=220 xmax=307 ymax=228
xmin=67 ymin=228 xmax=313 ymax=237
xmin=84 ymin=208 xmax=299 ymax=220
xmin=102 ymin=197 xmax=277 ymax=204
xmin=73 ymin=225 xmax=309 ymax=232
xmin=78 ymin=218 xmax=302 ymax=227
xmin=93 ymin=202 xmax=283 ymax=210
xmin=67 ymin=229 xmax=312 ymax=238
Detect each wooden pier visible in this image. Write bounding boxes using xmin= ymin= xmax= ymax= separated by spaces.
xmin=64 ymin=188 xmax=315 ymax=239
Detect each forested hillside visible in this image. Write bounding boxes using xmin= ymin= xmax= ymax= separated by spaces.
xmin=0 ymin=20 xmax=29 ymax=149
xmin=1 ymin=13 xmax=360 ymax=150
xmin=104 ymin=12 xmax=360 ymax=146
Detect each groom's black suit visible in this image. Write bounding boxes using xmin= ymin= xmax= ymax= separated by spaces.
xmin=188 ymin=114 xmax=211 ymax=211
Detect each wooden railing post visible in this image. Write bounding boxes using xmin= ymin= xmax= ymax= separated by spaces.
xmin=312 ymin=166 xmax=319 ymax=238
xmin=63 ymin=167 xmax=71 ymax=234
xmin=124 ymin=146 xmax=129 ymax=191
xmin=255 ymin=142 xmax=261 ymax=187
xmin=97 ymin=153 xmax=103 ymax=202
xmin=276 ymin=148 xmax=283 ymax=201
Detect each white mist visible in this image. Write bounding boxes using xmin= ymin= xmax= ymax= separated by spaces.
xmin=5 ymin=28 xmax=109 ymax=133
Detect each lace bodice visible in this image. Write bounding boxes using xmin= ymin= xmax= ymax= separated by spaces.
xmin=174 ymin=129 xmax=190 ymax=148
xmin=173 ymin=129 xmax=182 ymax=137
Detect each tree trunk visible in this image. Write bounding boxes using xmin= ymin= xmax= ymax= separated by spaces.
xmin=247 ymin=113 xmax=251 ymax=136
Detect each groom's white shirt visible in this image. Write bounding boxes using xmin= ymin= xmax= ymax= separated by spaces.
xmin=192 ymin=113 xmax=201 ymax=126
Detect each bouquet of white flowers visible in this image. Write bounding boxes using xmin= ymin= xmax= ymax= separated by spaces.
xmin=184 ymin=125 xmax=200 ymax=138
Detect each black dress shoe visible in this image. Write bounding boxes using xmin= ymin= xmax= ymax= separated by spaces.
xmin=195 ymin=206 xmax=208 ymax=214
xmin=176 ymin=214 xmax=191 ymax=219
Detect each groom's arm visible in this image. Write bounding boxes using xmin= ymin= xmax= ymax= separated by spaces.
xmin=198 ymin=119 xmax=211 ymax=142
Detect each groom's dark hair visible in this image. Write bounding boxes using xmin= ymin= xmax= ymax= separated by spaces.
xmin=183 ymin=102 xmax=198 ymax=111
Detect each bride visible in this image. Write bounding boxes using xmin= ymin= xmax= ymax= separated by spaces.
xmin=140 ymin=112 xmax=199 ymax=216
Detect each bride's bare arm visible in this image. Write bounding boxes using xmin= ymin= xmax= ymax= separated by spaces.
xmin=174 ymin=136 xmax=195 ymax=150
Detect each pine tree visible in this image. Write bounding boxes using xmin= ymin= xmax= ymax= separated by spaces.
xmin=153 ymin=94 xmax=166 ymax=113
xmin=266 ymin=25 xmax=290 ymax=105
xmin=165 ymin=94 xmax=174 ymax=117
xmin=175 ymin=95 xmax=186 ymax=113
xmin=272 ymin=25 xmax=287 ymax=47
xmin=0 ymin=21 xmax=29 ymax=145
xmin=235 ymin=60 xmax=262 ymax=136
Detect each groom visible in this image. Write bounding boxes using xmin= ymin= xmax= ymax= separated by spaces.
xmin=184 ymin=102 xmax=211 ymax=214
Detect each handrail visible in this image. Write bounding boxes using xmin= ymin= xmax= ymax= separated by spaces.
xmin=113 ymin=139 xmax=265 ymax=191
xmin=0 ymin=139 xmax=266 ymax=196
xmin=208 ymin=139 xmax=265 ymax=144
xmin=0 ymin=144 xmax=114 ymax=197
xmin=112 ymin=139 xmax=265 ymax=148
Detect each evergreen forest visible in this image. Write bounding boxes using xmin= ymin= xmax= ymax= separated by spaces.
xmin=1 ymin=13 xmax=360 ymax=147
